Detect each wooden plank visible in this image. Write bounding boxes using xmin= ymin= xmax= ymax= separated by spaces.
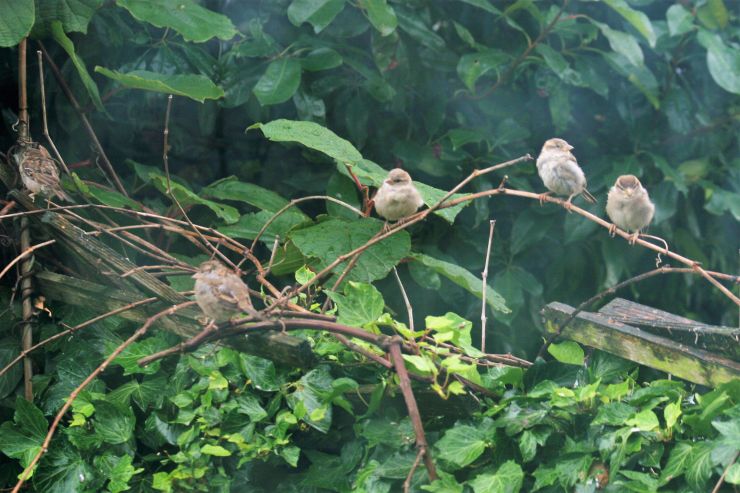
xmin=598 ymin=298 xmax=739 ymax=360
xmin=542 ymin=302 xmax=740 ymax=387
xmin=37 ymin=271 xmax=317 ymax=368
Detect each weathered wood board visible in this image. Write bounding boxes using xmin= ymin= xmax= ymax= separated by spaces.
xmin=542 ymin=301 xmax=740 ymax=387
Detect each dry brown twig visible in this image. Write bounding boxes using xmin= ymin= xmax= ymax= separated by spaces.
xmin=481 ymin=219 xmax=496 ymax=353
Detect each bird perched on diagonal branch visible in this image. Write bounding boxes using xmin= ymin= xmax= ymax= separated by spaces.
xmin=13 ymin=142 xmax=71 ymax=202
xmin=373 ymin=168 xmax=425 ymax=222
xmin=193 ymin=260 xmax=258 ymax=323
xmin=606 ymin=175 xmax=655 ymax=245
xmin=536 ymin=138 xmax=596 ymax=210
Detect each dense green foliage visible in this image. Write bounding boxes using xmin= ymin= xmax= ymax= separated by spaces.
xmin=0 ymin=0 xmax=738 ymax=492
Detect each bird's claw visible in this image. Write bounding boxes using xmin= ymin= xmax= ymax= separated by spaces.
xmin=628 ymin=232 xmax=639 ymax=245
xmin=608 ymin=224 xmax=617 ymax=237
xmin=538 ymin=192 xmax=552 ymax=206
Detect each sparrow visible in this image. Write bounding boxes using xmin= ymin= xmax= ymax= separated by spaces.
xmin=373 ymin=168 xmax=425 ymax=222
xmin=192 ymin=259 xmax=258 ymax=323
xmin=606 ymin=174 xmax=655 ymax=245
xmin=536 ymin=138 xmax=596 ymax=210
xmin=13 ymin=142 xmax=71 ymax=202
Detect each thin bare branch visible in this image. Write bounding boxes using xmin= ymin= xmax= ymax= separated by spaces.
xmin=481 ymin=220 xmax=496 ymax=353
xmin=0 ymin=239 xmax=55 ymax=281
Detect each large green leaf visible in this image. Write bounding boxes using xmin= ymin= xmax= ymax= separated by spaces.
xmin=457 ymin=49 xmax=508 ymax=91
xmin=289 ymin=218 xmax=410 ymax=284
xmin=202 ymin=177 xmax=306 ymax=215
xmin=0 ymin=338 xmax=22 ymax=399
xmin=93 ymin=400 xmax=135 ymax=445
xmin=410 ymin=253 xmax=509 ymax=313
xmin=253 ymin=58 xmax=302 ymax=105
xmin=696 ymin=30 xmax=740 ymax=95
xmin=363 ymin=0 xmax=397 ymax=37
xmin=249 ymin=119 xmax=363 ymax=164
xmin=116 ymin=0 xmax=236 ymax=42
xmin=327 ymin=281 xmax=385 ymax=326
xmin=35 ymin=0 xmax=102 ymax=34
xmin=51 ymin=21 xmax=103 ymax=112
xmin=0 ymin=0 xmax=34 ymax=47
xmin=594 ymin=21 xmax=644 ymax=66
xmin=435 ymin=425 xmax=487 ymax=468
xmin=468 ymin=461 xmax=524 ymax=493
xmin=0 ymin=398 xmax=47 ymax=469
xmin=603 ymin=0 xmax=656 ymax=47
xmin=287 ymin=0 xmax=345 ymax=33
xmin=95 ymin=67 xmax=224 ymax=102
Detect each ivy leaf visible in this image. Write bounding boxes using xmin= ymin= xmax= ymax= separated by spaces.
xmin=660 ymin=442 xmax=692 ymax=485
xmin=34 ymin=447 xmax=92 ymax=492
xmin=253 ymin=59 xmax=302 ymax=105
xmin=201 ymin=444 xmax=232 ymax=456
xmin=287 ymin=0 xmax=345 ymax=33
xmin=286 ymin=367 xmax=334 ymax=433
xmin=696 ymin=30 xmax=740 ymax=95
xmin=363 ymin=0 xmax=397 ymax=37
xmin=0 ymin=338 xmax=23 ymax=399
xmin=290 ymin=218 xmax=410 ymax=284
xmin=0 ymin=397 xmax=47 ymax=469
xmin=426 ymin=312 xmax=473 ymax=347
xmin=50 ymin=21 xmax=103 ymax=112
xmin=547 ymin=341 xmax=584 ymax=366
xmin=435 ymin=425 xmax=488 ymax=468
xmin=327 ymin=281 xmax=385 ymax=327
xmin=117 ymin=0 xmax=236 ymax=43
xmin=0 ymin=0 xmax=34 ymax=47
xmin=249 ymin=119 xmax=363 ymax=165
xmin=95 ymin=67 xmax=224 ymax=102
xmin=685 ymin=441 xmax=714 ymax=491
xmin=93 ymin=400 xmax=135 ymax=445
xmin=468 ymin=461 xmax=524 ymax=493
xmin=411 ymin=253 xmax=509 ymax=313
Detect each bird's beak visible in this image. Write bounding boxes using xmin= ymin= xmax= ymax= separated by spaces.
xmin=192 ymin=272 xmax=200 ymax=279
xmin=625 ymin=188 xmax=633 ymax=197
xmin=566 ymin=144 xmax=574 ymax=151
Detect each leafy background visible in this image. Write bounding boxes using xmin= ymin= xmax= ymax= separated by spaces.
xmin=0 ymin=0 xmax=738 ymax=491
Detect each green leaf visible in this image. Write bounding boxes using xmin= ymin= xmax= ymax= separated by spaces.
xmin=0 ymin=338 xmax=22 ymax=399
xmin=249 ymin=119 xmax=363 ymax=164
xmin=685 ymin=442 xmax=714 ymax=491
xmin=666 ymin=4 xmax=694 ymax=37
xmin=286 ymin=366 xmax=334 ymax=433
xmin=50 ymin=21 xmax=103 ymax=112
xmin=116 ymin=0 xmax=236 ymax=43
xmin=665 ymin=400 xmax=682 ymax=429
xmin=396 ymin=6 xmax=445 ymax=50
xmin=626 ymin=409 xmax=659 ymax=431
xmin=468 ymin=461 xmax=524 ymax=493
xmin=202 ymin=177 xmax=302 ymax=214
xmin=0 ymin=0 xmax=34 ymax=47
xmin=660 ymin=442 xmax=692 ymax=484
xmin=363 ymin=0 xmax=397 ymax=36
xmin=95 ymin=67 xmax=224 ymax=102
xmin=411 ymin=253 xmax=509 ymax=313
xmin=146 ymin=171 xmax=239 ymax=224
xmin=457 ymin=50 xmax=508 ymax=91
xmin=35 ymin=0 xmax=101 ymax=34
xmin=536 ymin=44 xmax=584 ymax=86
xmin=696 ymin=30 xmax=740 ymax=95
xmin=93 ymin=400 xmax=135 ymax=444
xmin=603 ymin=0 xmax=656 ymax=47
xmin=0 ymin=398 xmax=47 ymax=469
xmin=594 ymin=21 xmax=644 ymax=66
xmin=457 ymin=0 xmax=501 ymax=15
xmin=327 ymin=281 xmax=384 ymax=326
xmin=34 ymin=447 xmax=92 ymax=492
xmin=106 ymin=455 xmax=142 ymax=493
xmin=201 ymin=444 xmax=232 ymax=456
xmin=253 ymin=58 xmax=302 ymax=105
xmin=547 ymin=341 xmax=584 ymax=365
xmin=426 ymin=312 xmax=473 ymax=347
xmin=435 ymin=425 xmax=487 ymax=468
xmin=301 ymin=47 xmax=343 ymax=71
xmin=289 ymin=218 xmax=410 ymax=284
xmin=726 ymin=463 xmax=740 ymax=485
xmin=288 ymin=0 xmax=345 ymax=33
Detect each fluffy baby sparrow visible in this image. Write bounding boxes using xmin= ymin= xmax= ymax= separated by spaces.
xmin=373 ymin=168 xmax=425 ymax=222
xmin=193 ymin=260 xmax=258 ymax=323
xmin=606 ymin=175 xmax=655 ymax=245
xmin=536 ymin=138 xmax=596 ymax=210
xmin=13 ymin=142 xmax=71 ymax=202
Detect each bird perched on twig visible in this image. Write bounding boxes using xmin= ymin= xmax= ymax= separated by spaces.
xmin=606 ymin=175 xmax=655 ymax=245
xmin=536 ymin=138 xmax=596 ymax=210
xmin=13 ymin=142 xmax=71 ymax=202
xmin=373 ymin=168 xmax=425 ymax=222
xmin=193 ymin=260 xmax=258 ymax=324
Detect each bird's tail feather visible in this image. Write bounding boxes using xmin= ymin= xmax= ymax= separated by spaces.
xmin=582 ymin=189 xmax=597 ymax=203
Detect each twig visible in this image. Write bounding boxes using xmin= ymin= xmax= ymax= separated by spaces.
xmin=481 ymin=220 xmax=496 ymax=353
xmin=17 ymin=39 xmax=29 ymax=143
xmin=0 ymin=200 xmax=16 ymax=216
xmin=388 ymin=337 xmax=437 ymax=482
xmin=536 ymin=266 xmax=718 ymax=359
xmin=0 ymin=297 xmax=158 ymax=378
xmin=161 ymin=95 xmax=229 ymax=267
xmin=11 ymin=301 xmax=196 ymax=493
xmin=0 ymin=239 xmax=56 ymax=281
xmin=37 ymin=42 xmax=128 ymax=196
xmin=711 ymin=450 xmax=738 ymax=493
xmin=250 ymin=195 xmax=363 ymax=250
xmin=37 ymin=50 xmax=69 ymax=174
xmin=403 ymin=448 xmax=425 ymax=493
